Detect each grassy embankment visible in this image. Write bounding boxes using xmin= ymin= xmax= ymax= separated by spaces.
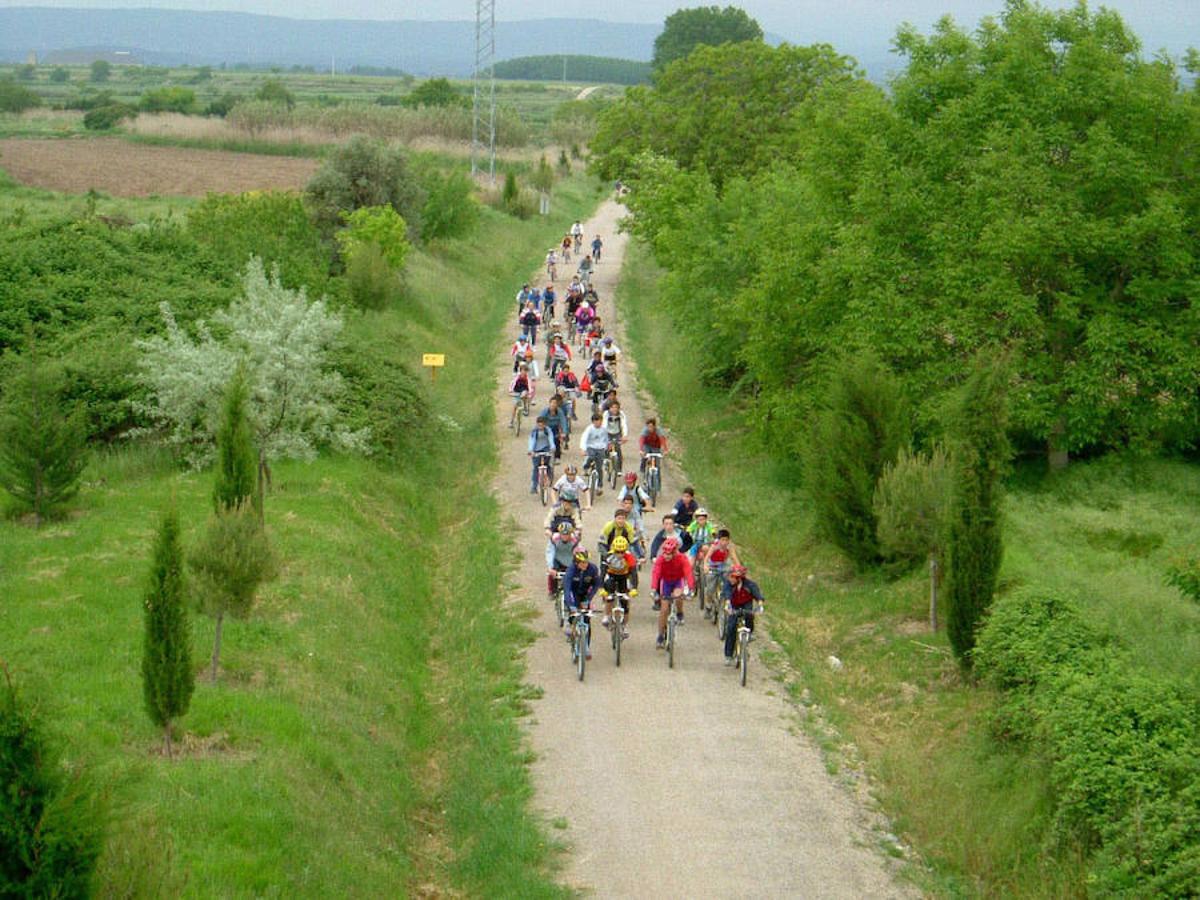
xmin=617 ymin=241 xmax=1200 ymax=897
xmin=0 ymin=173 xmax=604 ymax=895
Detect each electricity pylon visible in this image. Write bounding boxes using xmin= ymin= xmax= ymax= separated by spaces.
xmin=472 ymin=0 xmax=496 ymax=182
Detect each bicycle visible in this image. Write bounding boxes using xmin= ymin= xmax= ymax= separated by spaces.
xmin=552 ymin=571 xmax=567 ymax=630
xmin=568 ymin=604 xmax=592 ymax=681
xmin=535 ymin=452 xmax=553 ymax=505
xmin=608 ymin=592 xmax=629 ymax=667
xmin=659 ymin=590 xmax=688 ymax=669
xmin=728 ymin=604 xmax=764 ymax=687
xmin=583 ymin=455 xmax=603 ymax=508
xmin=573 ymin=233 xmax=583 ymax=254
xmin=642 ymin=452 xmax=663 ymax=506
xmin=604 ymin=440 xmax=621 ymax=491
xmin=509 ymin=392 xmax=530 ymax=436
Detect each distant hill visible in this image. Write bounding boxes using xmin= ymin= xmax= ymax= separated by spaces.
xmin=0 ymin=7 xmax=663 ymax=76
xmin=494 ymin=55 xmax=651 ymax=86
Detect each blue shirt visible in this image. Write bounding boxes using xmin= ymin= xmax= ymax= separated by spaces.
xmin=529 ymin=426 xmax=556 ymax=454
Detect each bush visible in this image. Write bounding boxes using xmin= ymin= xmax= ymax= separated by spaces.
xmin=873 ymin=444 xmax=951 ymax=567
xmin=255 ymin=77 xmax=295 ymax=109
xmin=0 ymin=77 xmax=41 ymax=113
xmin=83 ymin=104 xmax=135 ymax=130
xmin=89 ymin=60 xmax=110 ymax=83
xmin=331 ymin=342 xmax=429 ymax=460
xmin=343 ymin=243 xmax=400 ymax=312
xmin=49 ymin=67 xmax=70 ymax=84
xmin=402 ymin=76 xmax=468 ymax=109
xmin=803 ymin=352 xmax=908 ymax=570
xmin=139 ymin=87 xmax=196 ymax=114
xmin=336 ymin=206 xmax=410 ymax=270
xmin=15 ymin=64 xmax=36 ymax=82
xmin=1164 ymin=555 xmax=1200 ymax=604
xmin=0 ymin=669 xmax=104 ymax=896
xmin=419 ymin=169 xmax=479 ymax=241
xmin=305 ymin=136 xmax=426 ymax=240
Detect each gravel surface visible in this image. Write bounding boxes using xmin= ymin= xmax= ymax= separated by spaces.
xmin=494 ymin=200 xmax=912 ymax=898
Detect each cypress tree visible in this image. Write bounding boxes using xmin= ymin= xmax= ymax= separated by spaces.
xmin=803 ymin=351 xmax=908 ymax=570
xmin=212 ymin=368 xmax=256 ymax=514
xmin=0 ymin=666 xmax=103 ymax=896
xmin=0 ymin=338 xmax=88 ymax=526
xmin=943 ymin=358 xmax=1011 ymax=669
xmin=141 ymin=507 xmax=194 ymax=756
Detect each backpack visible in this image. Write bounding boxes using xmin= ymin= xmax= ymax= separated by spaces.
xmin=550 ymin=512 xmax=575 ymax=534
xmin=605 ymin=552 xmax=630 ymax=576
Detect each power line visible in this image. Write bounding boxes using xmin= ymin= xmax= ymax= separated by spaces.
xmin=472 ymin=0 xmax=496 ymax=183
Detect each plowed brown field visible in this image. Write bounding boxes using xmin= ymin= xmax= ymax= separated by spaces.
xmin=0 ymin=138 xmax=319 ymax=197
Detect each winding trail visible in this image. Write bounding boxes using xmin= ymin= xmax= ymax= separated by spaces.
xmin=493 ymin=201 xmax=911 ymax=898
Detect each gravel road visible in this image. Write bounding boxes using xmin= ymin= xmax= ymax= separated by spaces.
xmin=493 ymin=200 xmax=911 ymax=898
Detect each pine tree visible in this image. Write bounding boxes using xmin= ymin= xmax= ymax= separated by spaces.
xmin=141 ymin=507 xmax=194 ymax=756
xmin=803 ymin=352 xmax=908 ymax=570
xmin=212 ymin=368 xmax=256 ymax=515
xmin=943 ymin=358 xmax=1011 ymax=669
xmin=0 ymin=339 xmax=88 ymax=526
xmin=189 ymin=508 xmax=277 ymax=682
xmin=0 ymin=666 xmax=103 ymax=895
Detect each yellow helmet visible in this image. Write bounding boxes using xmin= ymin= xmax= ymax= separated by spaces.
xmin=610 ymin=536 xmax=629 ymax=553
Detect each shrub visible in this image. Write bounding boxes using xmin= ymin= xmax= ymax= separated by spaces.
xmin=343 ymin=242 xmax=400 ymax=312
xmin=501 ymin=171 xmax=518 ymax=207
xmin=15 ymin=64 xmax=36 ymax=82
xmin=49 ymin=67 xmax=70 ymax=84
xmin=139 ymin=87 xmax=196 ymax=114
xmin=89 ymin=60 xmax=110 ymax=83
xmin=83 ymin=104 xmax=135 ymax=130
xmin=874 ymin=444 xmax=952 ymax=566
xmin=402 ymin=76 xmax=468 ymax=109
xmin=212 ymin=369 xmax=256 ymax=513
xmin=943 ymin=358 xmax=1010 ymax=668
xmin=141 ymin=506 xmax=194 ymax=756
xmin=331 ymin=342 xmax=429 ymax=460
xmin=255 ymin=77 xmax=295 ymax=109
xmin=336 ymin=206 xmax=410 ymax=270
xmin=419 ymin=169 xmax=479 ymax=241
xmin=0 ymin=77 xmax=41 ymax=113
xmin=803 ymin=352 xmax=908 ymax=570
xmin=1164 ymin=555 xmax=1200 ymax=604
xmin=0 ymin=668 xmax=104 ymax=896
xmin=204 ymin=92 xmax=240 ymax=117
xmin=305 ymin=136 xmax=426 ymax=240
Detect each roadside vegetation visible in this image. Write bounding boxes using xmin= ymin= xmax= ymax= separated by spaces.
xmin=604 ymin=3 xmax=1200 ymax=895
xmin=0 ymin=124 xmax=600 ymax=892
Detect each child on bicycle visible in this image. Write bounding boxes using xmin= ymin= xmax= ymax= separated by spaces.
xmin=528 ymin=415 xmax=556 ymax=494
xmin=509 ymin=364 xmax=533 ymax=399
xmin=649 ymin=513 xmax=693 ymax=562
xmin=650 ymin=537 xmax=694 ymax=648
xmin=722 ymin=565 xmax=764 ymax=665
xmin=686 ymin=507 xmax=713 ymax=560
xmin=563 ymin=548 xmax=600 ymax=643
xmin=598 ymin=535 xmax=638 ymax=637
xmin=639 ymin=417 xmax=668 ymax=477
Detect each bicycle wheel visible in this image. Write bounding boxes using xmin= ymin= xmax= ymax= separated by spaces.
xmin=667 ymin=616 xmax=676 ymax=669
xmin=577 ymin=621 xmax=588 ymax=681
xmin=739 ymin=629 xmax=750 ymax=687
xmin=539 ymin=469 xmax=548 ymax=506
xmin=556 ymin=592 xmax=566 ymax=629
xmin=647 ymin=465 xmax=659 ymax=506
xmin=514 ymin=408 xmax=522 ymax=437
xmin=614 ymin=619 xmax=622 ymax=667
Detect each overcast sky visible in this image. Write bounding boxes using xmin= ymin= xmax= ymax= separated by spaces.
xmin=1 ymin=1 xmax=1195 ymax=54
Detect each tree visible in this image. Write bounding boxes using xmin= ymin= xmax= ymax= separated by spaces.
xmin=15 ymin=64 xmax=36 ymax=81
xmin=401 ymin=76 xmax=467 ymax=109
xmin=212 ymin=369 xmax=256 ymax=514
xmin=0 ymin=666 xmax=103 ymax=896
xmin=943 ymin=358 xmax=1010 ymax=669
xmin=652 ymin=5 xmax=763 ymax=72
xmin=804 ymin=352 xmax=908 ymax=570
xmin=141 ymin=507 xmax=194 ymax=756
xmin=188 ymin=508 xmax=277 ymax=681
xmin=0 ymin=78 xmax=41 ymax=113
xmin=49 ymin=66 xmax=70 ymax=83
xmin=136 ymin=257 xmax=367 ymax=476
xmin=305 ymin=136 xmax=426 ymax=240
xmin=0 ymin=340 xmax=88 ymax=526
xmin=89 ymin=60 xmax=111 ymax=83
xmin=255 ymin=77 xmax=294 ymax=109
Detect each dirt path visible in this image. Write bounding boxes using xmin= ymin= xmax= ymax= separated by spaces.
xmin=493 ymin=202 xmax=910 ymax=898
xmin=575 ymin=85 xmax=600 ymax=101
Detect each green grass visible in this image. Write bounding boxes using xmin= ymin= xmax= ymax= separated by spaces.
xmin=0 ymin=171 xmax=602 ymax=894
xmin=0 ymin=166 xmax=198 ymax=224
xmin=122 ymin=131 xmax=329 ymax=158
xmin=615 ymin=240 xmax=1200 ymax=897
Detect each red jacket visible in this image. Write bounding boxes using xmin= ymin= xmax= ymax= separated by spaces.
xmin=651 ymin=552 xmax=694 ymax=593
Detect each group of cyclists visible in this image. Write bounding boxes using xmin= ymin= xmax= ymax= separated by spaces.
xmin=506 ymin=221 xmax=765 ymax=672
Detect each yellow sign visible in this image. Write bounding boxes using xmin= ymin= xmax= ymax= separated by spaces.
xmin=422 ymin=354 xmax=446 ymax=367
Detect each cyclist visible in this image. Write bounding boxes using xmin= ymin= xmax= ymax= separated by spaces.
xmin=554 ymin=363 xmax=581 ymax=420
xmin=722 ymin=564 xmax=764 ymax=665
xmin=546 ymin=249 xmax=558 ymax=282
xmin=639 ymin=417 xmax=668 ymax=477
xmin=651 ymin=537 xmax=694 ymax=649
xmin=599 ymin=506 xmax=637 ymax=556
xmin=672 ymin=487 xmax=698 ymax=530
xmin=528 ymin=415 xmax=556 ymax=494
xmin=546 ymin=520 xmax=580 ymax=599
xmin=571 ymin=220 xmax=584 ymax=251
xmin=519 ymin=301 xmax=541 ymax=345
xmin=577 ymin=252 xmax=594 ymax=284
xmin=547 ymin=334 xmax=573 ymax=378
xmin=542 ymin=283 xmax=557 ymax=320
xmin=509 ymin=363 xmax=533 ymax=405
xmin=554 ymin=466 xmax=588 ymax=503
xmin=591 ymin=235 xmax=603 ymax=262
xmin=597 ymin=534 xmax=638 ymax=637
xmin=649 ymin=513 xmax=693 ymax=561
xmin=522 ymin=346 xmax=540 ymax=382
xmin=563 ymin=548 xmax=601 ymax=654
xmin=618 ymin=496 xmax=648 ymax=561
xmin=602 ymin=399 xmax=628 ymax=470
xmin=539 ymin=395 xmax=570 ymax=461
xmin=515 ymin=282 xmax=531 ymax=316
xmin=600 ymin=335 xmax=620 ymax=368
xmin=560 ymin=233 xmax=573 ymax=264
xmin=704 ymin=527 xmax=742 ymax=592
xmin=585 ymin=349 xmax=606 ymax=383
xmin=511 ymin=334 xmax=533 ymax=371
xmin=578 ymin=412 xmax=610 ymax=503
xmin=574 ymin=297 xmax=595 ymax=338
xmin=584 ymin=317 xmax=604 ymax=352
xmin=686 ymin=507 xmax=713 ymax=560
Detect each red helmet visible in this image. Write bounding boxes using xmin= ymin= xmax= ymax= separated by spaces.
xmin=624 ymin=472 xmax=637 ymax=485
xmin=730 ymin=564 xmax=748 ymax=578
xmin=661 ymin=537 xmax=680 ymax=554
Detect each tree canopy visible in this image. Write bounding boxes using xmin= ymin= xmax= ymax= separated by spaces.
xmin=651 ymin=5 xmax=763 ymax=72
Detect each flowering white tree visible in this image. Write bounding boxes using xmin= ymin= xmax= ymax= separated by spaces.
xmin=137 ymin=257 xmax=367 ymax=478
